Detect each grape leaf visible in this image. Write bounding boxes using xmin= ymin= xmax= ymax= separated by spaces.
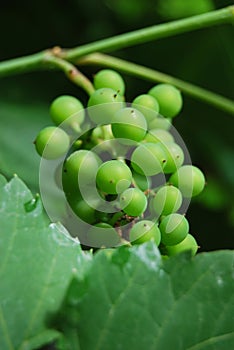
xmin=56 ymin=243 xmax=234 ymax=350
xmin=0 ymin=175 xmax=91 ymax=350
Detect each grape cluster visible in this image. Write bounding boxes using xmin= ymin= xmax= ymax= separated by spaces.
xmin=35 ymin=69 xmax=206 ymax=256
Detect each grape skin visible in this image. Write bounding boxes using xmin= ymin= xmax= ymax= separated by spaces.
xmin=161 ymin=142 xmax=184 ymax=174
xmin=166 ymin=233 xmax=198 ymax=256
xmin=129 ymin=220 xmax=161 ymax=246
xmin=35 ymin=126 xmax=70 ymax=159
xmin=63 ymin=150 xmax=102 ymax=198
xmin=152 ymin=185 xmax=182 ymax=216
xmin=132 ymin=94 xmax=159 ymax=125
xmin=88 ymin=88 xmax=124 ymax=124
xmin=148 ymin=83 xmax=183 ymax=118
xmin=111 ymin=107 xmax=147 ymax=143
xmin=94 ymin=69 xmax=125 ymax=95
xmin=159 ymin=213 xmax=189 ymax=246
xmin=96 ymin=160 xmax=132 ymax=194
xmin=131 ymin=142 xmax=167 ymax=176
xmin=169 ymin=165 xmax=206 ymax=197
xmin=50 ymin=95 xmax=85 ymax=131
xmin=120 ymin=188 xmax=147 ymax=216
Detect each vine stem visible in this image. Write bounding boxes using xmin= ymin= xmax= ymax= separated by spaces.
xmin=64 ymin=5 xmax=234 ymax=61
xmin=0 ymin=6 xmax=233 ymax=78
xmin=77 ymin=53 xmax=234 ymax=115
xmin=0 ymin=6 xmax=233 ymax=112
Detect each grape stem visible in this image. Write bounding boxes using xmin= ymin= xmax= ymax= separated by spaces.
xmin=0 ymin=6 xmax=233 ymax=110
xmin=44 ymin=54 xmax=95 ymax=96
xmin=77 ymin=53 xmax=234 ymax=115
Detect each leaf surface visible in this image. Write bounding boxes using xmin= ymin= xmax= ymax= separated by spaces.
xmin=0 ymin=176 xmax=91 ymax=350
xmin=58 ymin=243 xmax=234 ymax=350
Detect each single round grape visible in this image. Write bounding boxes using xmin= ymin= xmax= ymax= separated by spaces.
xmin=132 ymin=94 xmax=159 ymax=124
xmin=120 ymin=188 xmax=147 ymax=216
xmin=159 ymin=213 xmax=189 ymax=246
xmin=111 ymin=107 xmax=147 ymax=143
xmin=148 ymin=84 xmax=183 ymax=118
xmin=131 ymin=142 xmax=167 ymax=176
xmin=63 ymin=150 xmax=102 ymax=196
xmin=152 ymin=185 xmax=182 ymax=216
xmin=88 ymin=88 xmax=124 ymax=124
xmin=166 ymin=233 xmax=198 ymax=256
xmin=169 ymin=165 xmax=206 ymax=198
xmin=144 ymin=129 xmax=174 ymax=144
xmin=129 ymin=220 xmax=161 ymax=246
xmin=50 ymin=95 xmax=85 ymax=131
xmin=96 ymin=160 xmax=132 ymax=194
xmin=35 ymin=126 xmax=70 ymax=159
xmin=161 ymin=142 xmax=184 ymax=174
xmin=148 ymin=116 xmax=172 ymax=130
xmin=94 ymin=69 xmax=125 ymax=95
xmin=86 ymin=223 xmax=121 ymax=248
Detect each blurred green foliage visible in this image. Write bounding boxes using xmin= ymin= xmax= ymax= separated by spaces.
xmin=0 ymin=0 xmax=233 ymax=251
xmin=157 ymin=0 xmax=215 ymax=19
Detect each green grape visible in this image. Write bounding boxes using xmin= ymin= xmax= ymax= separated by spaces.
xmin=152 ymin=185 xmax=182 ymax=216
xmin=35 ymin=126 xmax=70 ymax=159
xmin=131 ymin=142 xmax=167 ymax=176
xmin=111 ymin=107 xmax=147 ymax=143
xmin=93 ymin=69 xmax=125 ymax=95
xmin=169 ymin=165 xmax=206 ymax=198
xmin=161 ymin=142 xmax=184 ymax=174
xmin=159 ymin=213 xmax=189 ymax=246
xmin=144 ymin=128 xmax=174 ymax=144
xmin=132 ymin=94 xmax=159 ymax=125
xmin=148 ymin=84 xmax=183 ymax=118
xmin=120 ymin=188 xmax=147 ymax=216
xmin=86 ymin=223 xmax=121 ymax=248
xmin=88 ymin=88 xmax=124 ymax=124
xmin=69 ymin=197 xmax=100 ymax=224
xmin=148 ymin=116 xmax=172 ymax=130
xmin=63 ymin=150 xmax=102 ymax=197
xmin=132 ymin=171 xmax=151 ymax=191
xmin=166 ymin=233 xmax=198 ymax=256
xmin=96 ymin=160 xmax=132 ymax=194
xmin=129 ymin=220 xmax=161 ymax=246
xmin=50 ymin=95 xmax=85 ymax=131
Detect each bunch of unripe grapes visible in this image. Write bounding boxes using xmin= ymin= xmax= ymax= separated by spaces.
xmin=35 ymin=69 xmax=206 ymax=256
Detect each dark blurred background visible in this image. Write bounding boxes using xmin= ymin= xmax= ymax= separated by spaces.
xmin=0 ymin=0 xmax=233 ymax=251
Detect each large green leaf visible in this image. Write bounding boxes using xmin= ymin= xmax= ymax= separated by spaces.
xmin=0 ymin=175 xmax=91 ymax=350
xmin=57 ymin=243 xmax=234 ymax=350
